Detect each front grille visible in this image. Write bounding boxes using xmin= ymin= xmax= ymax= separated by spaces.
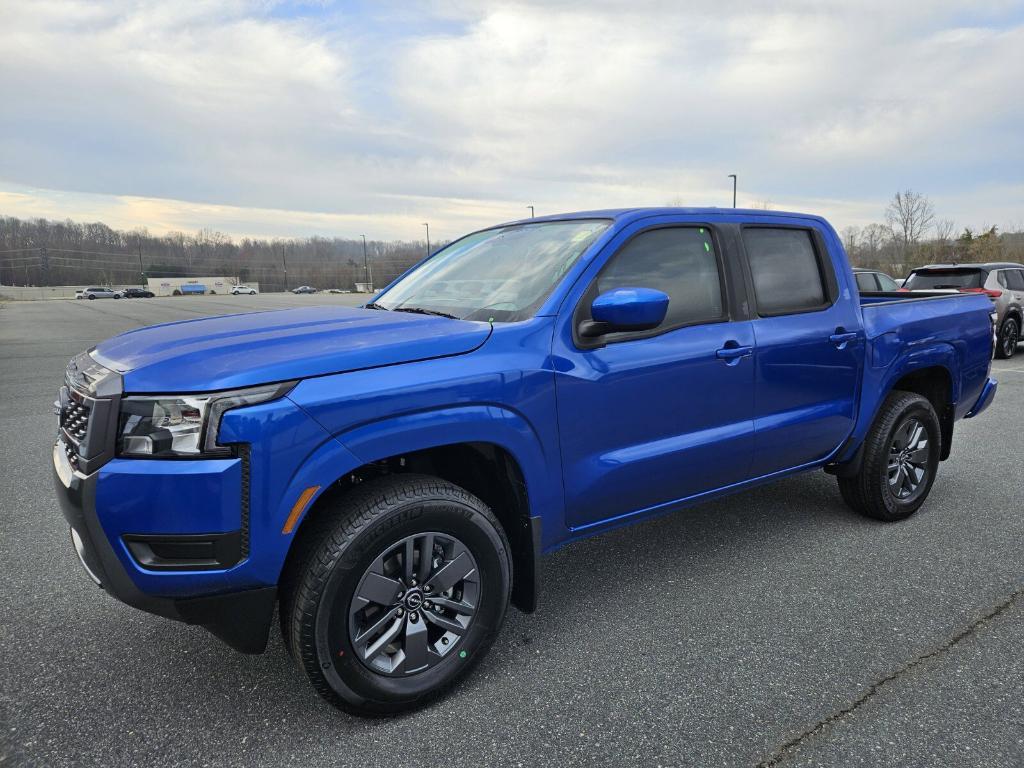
xmin=61 ymin=437 xmax=81 ymax=471
xmin=55 ymin=353 xmax=122 ymax=475
xmin=60 ymin=398 xmax=92 ymax=444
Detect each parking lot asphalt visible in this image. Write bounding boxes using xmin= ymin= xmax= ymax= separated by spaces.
xmin=1 ymin=294 xmax=1022 ymax=767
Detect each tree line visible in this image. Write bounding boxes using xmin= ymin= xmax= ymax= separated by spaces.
xmin=842 ymin=190 xmax=1023 ymax=277
xmin=2 ymin=192 xmax=1022 ymax=290
xmin=0 ymin=217 xmax=442 ymax=291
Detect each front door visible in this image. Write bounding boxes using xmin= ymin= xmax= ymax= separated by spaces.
xmin=554 ymin=223 xmax=756 ymax=530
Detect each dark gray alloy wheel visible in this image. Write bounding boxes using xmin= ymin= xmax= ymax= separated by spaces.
xmin=887 ymin=416 xmax=931 ymax=501
xmin=279 ymin=474 xmax=512 ymax=715
xmin=348 ymin=531 xmax=480 ymax=676
xmin=837 ymin=390 xmax=940 ymax=522
xmin=998 ymin=318 xmax=1019 ymax=359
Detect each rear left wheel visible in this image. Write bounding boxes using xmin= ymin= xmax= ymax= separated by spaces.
xmin=280 ymin=474 xmax=511 ymax=716
xmin=838 ymin=391 xmax=940 ymax=522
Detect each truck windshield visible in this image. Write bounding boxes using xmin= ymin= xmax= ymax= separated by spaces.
xmin=372 ymin=219 xmax=610 ymax=322
xmin=904 ymin=268 xmax=984 ymax=290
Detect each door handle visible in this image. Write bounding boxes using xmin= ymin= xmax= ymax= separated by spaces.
xmin=716 ymin=344 xmax=753 ymax=364
xmin=829 ymin=330 xmax=858 ymax=349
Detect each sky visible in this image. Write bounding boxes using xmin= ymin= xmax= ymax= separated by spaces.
xmin=0 ymin=0 xmax=1021 ymax=243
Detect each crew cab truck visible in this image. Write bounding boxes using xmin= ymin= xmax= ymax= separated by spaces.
xmin=53 ymin=208 xmax=998 ymax=715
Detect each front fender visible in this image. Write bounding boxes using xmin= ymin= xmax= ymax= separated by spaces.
xmin=336 ymin=404 xmax=558 ymax=533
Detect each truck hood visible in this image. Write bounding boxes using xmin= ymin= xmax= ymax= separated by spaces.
xmin=93 ymin=306 xmax=492 ymax=393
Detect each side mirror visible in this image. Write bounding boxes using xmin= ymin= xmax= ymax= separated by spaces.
xmin=579 ymin=287 xmax=670 ymax=338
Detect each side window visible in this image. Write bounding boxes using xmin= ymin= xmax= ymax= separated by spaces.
xmin=997 ymin=271 xmax=1009 ymax=288
xmin=1006 ymin=269 xmax=1024 ymax=291
xmin=742 ymin=228 xmax=829 ymax=315
xmin=592 ymin=227 xmax=725 ymax=330
xmin=855 ymin=272 xmax=879 ymax=292
xmin=876 ymin=273 xmax=900 ymax=291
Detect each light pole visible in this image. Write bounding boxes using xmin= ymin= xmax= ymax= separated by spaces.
xmin=281 ymin=246 xmax=288 ymax=292
xmin=422 ymin=223 xmax=430 ymax=257
xmin=360 ymin=235 xmax=369 ymax=288
xmin=727 ymin=174 xmax=737 ymax=208
xmin=137 ymin=237 xmax=145 ymax=288
xmin=527 ymin=205 xmax=535 ymax=218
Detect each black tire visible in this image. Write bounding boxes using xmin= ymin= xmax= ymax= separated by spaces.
xmin=996 ymin=317 xmax=1019 ymax=359
xmin=250 ymin=291 xmax=256 ymax=295
xmin=837 ymin=391 xmax=941 ymax=522
xmin=88 ymin=295 xmax=95 ymax=300
xmin=280 ymin=474 xmax=512 ymax=716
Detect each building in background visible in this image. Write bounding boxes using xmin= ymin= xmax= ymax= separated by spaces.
xmin=145 ymin=276 xmax=255 ymax=296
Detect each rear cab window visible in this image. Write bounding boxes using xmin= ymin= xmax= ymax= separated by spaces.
xmin=904 ymin=268 xmax=985 ymax=290
xmin=741 ymin=227 xmax=834 ymax=315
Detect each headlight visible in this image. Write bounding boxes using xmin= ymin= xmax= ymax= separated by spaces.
xmin=117 ymin=382 xmax=294 ymax=458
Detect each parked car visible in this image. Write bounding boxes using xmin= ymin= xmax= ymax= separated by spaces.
xmin=53 ymin=208 xmax=997 ymax=715
xmin=292 ymin=285 xmax=317 ymax=294
xmin=327 ymin=288 xmax=352 ymax=294
xmin=231 ymin=285 xmax=258 ymax=295
xmin=903 ymin=262 xmax=1024 ymax=358
xmin=78 ymin=287 xmax=119 ymax=300
xmin=852 ymin=267 xmax=901 ymax=292
xmin=118 ymin=288 xmax=155 ymax=299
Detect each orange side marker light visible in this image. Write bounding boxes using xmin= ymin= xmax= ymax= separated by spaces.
xmin=282 ymin=485 xmax=321 ymax=534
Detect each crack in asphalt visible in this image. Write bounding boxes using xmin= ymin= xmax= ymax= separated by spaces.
xmin=756 ymin=586 xmax=1024 ymax=768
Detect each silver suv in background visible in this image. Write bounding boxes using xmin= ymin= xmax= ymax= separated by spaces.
xmin=77 ymin=287 xmax=120 ymax=300
xmin=904 ymin=262 xmax=1024 ymax=358
xmin=230 ymin=285 xmax=258 ymax=295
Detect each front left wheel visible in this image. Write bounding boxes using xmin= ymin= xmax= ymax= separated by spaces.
xmin=280 ymin=475 xmax=512 ymax=716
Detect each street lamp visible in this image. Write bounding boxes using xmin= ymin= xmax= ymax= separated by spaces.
xmin=360 ymin=234 xmax=369 ymax=287
xmin=527 ymin=205 xmax=535 ymax=218
xmin=422 ymin=223 xmax=430 ymax=257
xmin=727 ymin=174 xmax=737 ymax=208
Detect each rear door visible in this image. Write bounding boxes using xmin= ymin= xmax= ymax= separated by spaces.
xmin=738 ymin=224 xmax=863 ymax=477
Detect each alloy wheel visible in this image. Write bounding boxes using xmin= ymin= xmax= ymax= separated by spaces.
xmin=1003 ymin=322 xmax=1019 ymax=358
xmin=887 ymin=417 xmax=930 ymax=499
xmin=347 ymin=532 xmax=479 ymax=676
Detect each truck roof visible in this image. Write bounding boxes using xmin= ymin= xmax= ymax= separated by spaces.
xmin=497 ymin=207 xmax=831 ymax=228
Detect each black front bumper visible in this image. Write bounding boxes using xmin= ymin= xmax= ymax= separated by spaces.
xmin=53 ymin=455 xmax=276 ymax=654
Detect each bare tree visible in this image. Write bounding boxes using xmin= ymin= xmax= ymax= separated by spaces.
xmin=885 ymin=189 xmax=935 ymax=257
xmin=841 ymin=226 xmax=861 ymax=261
xmin=934 ymin=218 xmax=956 ymax=243
xmin=862 ymin=223 xmax=889 ymax=259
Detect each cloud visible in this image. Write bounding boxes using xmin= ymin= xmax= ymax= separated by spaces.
xmin=0 ymin=0 xmax=1021 ymax=239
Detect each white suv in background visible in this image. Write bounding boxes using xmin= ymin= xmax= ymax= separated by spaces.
xmin=230 ymin=285 xmax=257 ymax=295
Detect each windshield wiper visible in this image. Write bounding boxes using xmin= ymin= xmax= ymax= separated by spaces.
xmin=363 ymin=302 xmax=388 ymax=310
xmin=392 ymin=306 xmax=459 ymax=320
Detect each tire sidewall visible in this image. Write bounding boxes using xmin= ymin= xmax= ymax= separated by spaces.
xmin=873 ymin=399 xmax=940 ymax=519
xmin=311 ymin=496 xmax=510 ymax=711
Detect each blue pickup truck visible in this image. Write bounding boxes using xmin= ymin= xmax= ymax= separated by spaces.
xmin=53 ymin=208 xmax=998 ymax=714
